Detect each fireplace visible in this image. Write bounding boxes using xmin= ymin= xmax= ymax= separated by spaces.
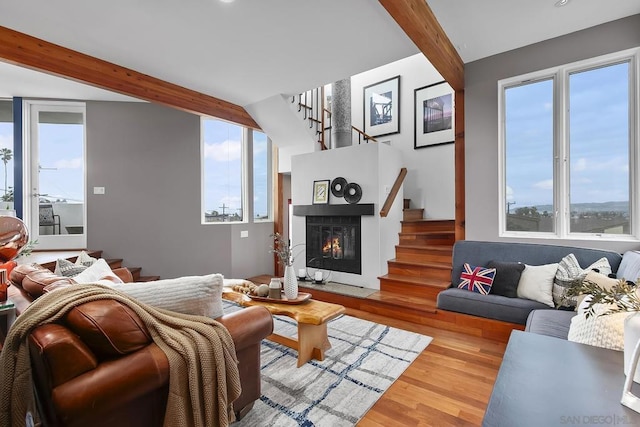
xmin=306 ymin=216 xmax=361 ymax=274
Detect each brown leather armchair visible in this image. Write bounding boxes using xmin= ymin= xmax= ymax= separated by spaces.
xmin=27 ymin=298 xmax=273 ymax=426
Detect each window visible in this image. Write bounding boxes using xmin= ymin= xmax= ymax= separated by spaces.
xmin=252 ymin=130 xmax=271 ymax=220
xmin=500 ymin=49 xmax=638 ymax=239
xmin=201 ymin=119 xmax=272 ymax=223
xmin=0 ymin=101 xmax=14 ymax=207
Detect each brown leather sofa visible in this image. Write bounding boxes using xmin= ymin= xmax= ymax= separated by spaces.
xmin=7 ymin=264 xmax=274 ymax=426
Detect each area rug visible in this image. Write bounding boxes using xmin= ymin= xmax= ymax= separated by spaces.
xmin=222 ymin=300 xmax=432 ymax=426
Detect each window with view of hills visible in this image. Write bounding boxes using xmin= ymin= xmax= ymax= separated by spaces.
xmin=500 ymin=50 xmax=637 ymax=238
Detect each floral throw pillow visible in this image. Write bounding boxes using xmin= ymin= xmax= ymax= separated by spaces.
xmin=457 ymin=263 xmax=496 ymax=295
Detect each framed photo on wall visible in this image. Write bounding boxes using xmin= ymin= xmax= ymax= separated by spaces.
xmin=312 ymin=180 xmax=330 ymax=204
xmin=363 ymin=75 xmax=400 ymax=138
xmin=414 ymin=81 xmax=455 ymax=149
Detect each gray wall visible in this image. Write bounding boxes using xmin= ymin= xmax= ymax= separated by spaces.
xmin=86 ymin=101 xmax=273 ymax=279
xmin=466 ymin=14 xmax=640 ymax=252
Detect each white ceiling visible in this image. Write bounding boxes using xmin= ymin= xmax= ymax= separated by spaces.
xmin=0 ymin=0 xmax=638 ymax=106
xmin=427 ymin=0 xmax=640 ymax=63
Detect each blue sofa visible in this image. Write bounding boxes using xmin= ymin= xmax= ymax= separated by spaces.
xmin=436 ymin=240 xmax=623 ymax=325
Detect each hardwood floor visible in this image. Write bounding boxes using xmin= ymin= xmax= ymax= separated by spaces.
xmin=348 ymin=308 xmax=506 ymax=426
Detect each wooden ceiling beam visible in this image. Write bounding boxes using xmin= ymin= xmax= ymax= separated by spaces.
xmin=378 ymin=0 xmax=464 ymax=91
xmin=0 ymin=25 xmax=260 ymax=129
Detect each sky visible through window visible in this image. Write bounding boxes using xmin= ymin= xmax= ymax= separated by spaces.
xmin=203 ymin=119 xmax=243 ymax=221
xmin=253 ymin=130 xmax=269 ymax=219
xmin=38 ymin=123 xmax=84 ymax=203
xmin=505 ymin=62 xmax=629 ymax=212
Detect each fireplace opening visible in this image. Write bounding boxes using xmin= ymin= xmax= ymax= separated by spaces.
xmin=306 ymin=216 xmax=361 ymax=274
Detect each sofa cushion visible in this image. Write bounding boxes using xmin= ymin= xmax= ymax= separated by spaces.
xmin=109 ymin=273 xmax=224 ymax=318
xmin=553 ymin=254 xmax=611 ymax=308
xmin=517 ymin=263 xmax=558 ymax=307
xmin=525 ymin=309 xmax=576 ymax=339
xmin=65 ymin=299 xmax=152 ymax=358
xmin=22 ymin=269 xmax=76 ymax=298
xmin=567 ymin=296 xmax=630 ymax=350
xmin=457 ymin=263 xmax=495 ymax=295
xmin=487 ymin=260 xmax=525 ymax=298
xmin=451 ymin=241 xmax=622 ymax=285
xmin=437 ymin=288 xmax=550 ymax=324
xmin=617 ymin=251 xmax=640 ymax=282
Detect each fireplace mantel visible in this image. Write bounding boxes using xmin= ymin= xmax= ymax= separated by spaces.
xmin=293 ymin=204 xmax=375 ymax=217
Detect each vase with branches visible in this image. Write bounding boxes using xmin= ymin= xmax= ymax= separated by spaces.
xmin=269 ymin=233 xmax=304 ymax=299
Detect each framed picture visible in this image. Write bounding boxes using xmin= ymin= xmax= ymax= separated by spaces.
xmin=312 ymin=180 xmax=330 ymax=204
xmin=414 ymin=81 xmax=455 ymax=149
xmin=363 ymin=75 xmax=400 ymax=138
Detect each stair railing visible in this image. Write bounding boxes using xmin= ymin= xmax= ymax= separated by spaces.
xmin=292 ymin=86 xmax=375 ymax=150
xmin=380 ymin=167 xmax=407 ymax=217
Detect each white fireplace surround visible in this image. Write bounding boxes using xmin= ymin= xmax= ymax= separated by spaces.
xmin=290 ymin=143 xmax=403 ymax=289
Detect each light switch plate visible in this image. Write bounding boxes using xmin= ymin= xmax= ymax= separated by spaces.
xmin=93 ymin=187 xmax=105 ymax=195
xmin=240 ymin=230 xmax=249 ymax=238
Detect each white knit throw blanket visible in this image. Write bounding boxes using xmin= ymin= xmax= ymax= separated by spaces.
xmin=0 ymin=284 xmax=241 ymax=427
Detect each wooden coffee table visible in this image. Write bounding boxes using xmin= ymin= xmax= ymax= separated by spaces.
xmin=222 ymin=289 xmax=345 ymax=367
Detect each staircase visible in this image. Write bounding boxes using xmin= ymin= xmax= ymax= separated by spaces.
xmin=378 ymin=200 xmax=454 ymax=302
xmin=292 ymin=87 xmax=377 ymax=151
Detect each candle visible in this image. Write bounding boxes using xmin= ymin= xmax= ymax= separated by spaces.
xmin=314 ymin=271 xmax=323 ymax=282
xmin=298 ymin=268 xmax=306 ymax=278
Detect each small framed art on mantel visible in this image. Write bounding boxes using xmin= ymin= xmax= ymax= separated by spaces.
xmin=363 ymin=75 xmax=400 ymax=138
xmin=312 ymin=180 xmax=330 ymax=204
xmin=414 ymin=81 xmax=455 ymax=149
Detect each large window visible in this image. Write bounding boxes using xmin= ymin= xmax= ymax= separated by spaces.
xmin=201 ymin=118 xmax=271 ymax=223
xmin=500 ymin=49 xmax=638 ymax=239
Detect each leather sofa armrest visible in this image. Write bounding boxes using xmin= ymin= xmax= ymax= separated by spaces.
xmin=51 ymin=344 xmax=169 ymax=424
xmin=217 ymin=306 xmax=273 ymax=351
xmin=112 ymin=267 xmax=133 ymax=283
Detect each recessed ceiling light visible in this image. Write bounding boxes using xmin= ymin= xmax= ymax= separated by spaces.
xmin=219 ymin=0 xmax=235 ymax=3
xmin=555 ymin=0 xmax=570 ymax=7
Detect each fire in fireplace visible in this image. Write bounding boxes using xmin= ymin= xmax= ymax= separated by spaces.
xmin=306 ymin=216 xmax=361 ymax=274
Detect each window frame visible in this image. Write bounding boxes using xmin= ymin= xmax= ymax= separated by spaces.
xmin=498 ymin=48 xmax=640 ymax=241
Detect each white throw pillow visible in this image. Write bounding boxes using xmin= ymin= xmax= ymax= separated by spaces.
xmin=73 ymin=258 xmax=123 ymax=285
xmin=567 ymin=296 xmax=630 ymax=351
xmin=109 ymin=274 xmax=224 ymax=318
xmin=516 ymin=263 xmax=558 ymax=307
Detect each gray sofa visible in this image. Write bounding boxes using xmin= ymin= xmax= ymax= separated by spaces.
xmin=436 ymin=240 xmax=623 ymax=325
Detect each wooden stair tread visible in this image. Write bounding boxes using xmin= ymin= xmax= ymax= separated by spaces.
xmin=401 ymin=219 xmax=454 ymax=224
xmin=379 ymin=274 xmax=450 ymax=288
xmin=388 ymin=258 xmax=452 ymax=270
xmin=137 ymin=275 xmax=160 ymax=282
xmin=396 ymin=244 xmax=452 ymax=252
xmin=366 ymin=291 xmax=437 ymax=310
xmin=400 ymin=231 xmax=454 ymax=236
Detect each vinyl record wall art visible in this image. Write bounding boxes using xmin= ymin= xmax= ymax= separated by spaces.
xmin=343 ymin=183 xmax=362 ymax=204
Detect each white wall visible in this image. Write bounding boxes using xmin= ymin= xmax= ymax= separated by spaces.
xmin=351 ymin=54 xmax=455 ymax=219
xmin=290 ymin=143 xmax=403 ymax=289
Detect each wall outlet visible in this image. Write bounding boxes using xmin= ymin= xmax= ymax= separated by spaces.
xmin=93 ymin=187 xmax=106 ymax=195
xmin=240 ymin=230 xmax=249 ymax=238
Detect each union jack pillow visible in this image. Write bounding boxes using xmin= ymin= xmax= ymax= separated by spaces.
xmin=458 ymin=263 xmax=496 ymax=295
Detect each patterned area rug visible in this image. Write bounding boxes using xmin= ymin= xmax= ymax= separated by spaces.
xmin=223 ymin=301 xmax=432 ymax=426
